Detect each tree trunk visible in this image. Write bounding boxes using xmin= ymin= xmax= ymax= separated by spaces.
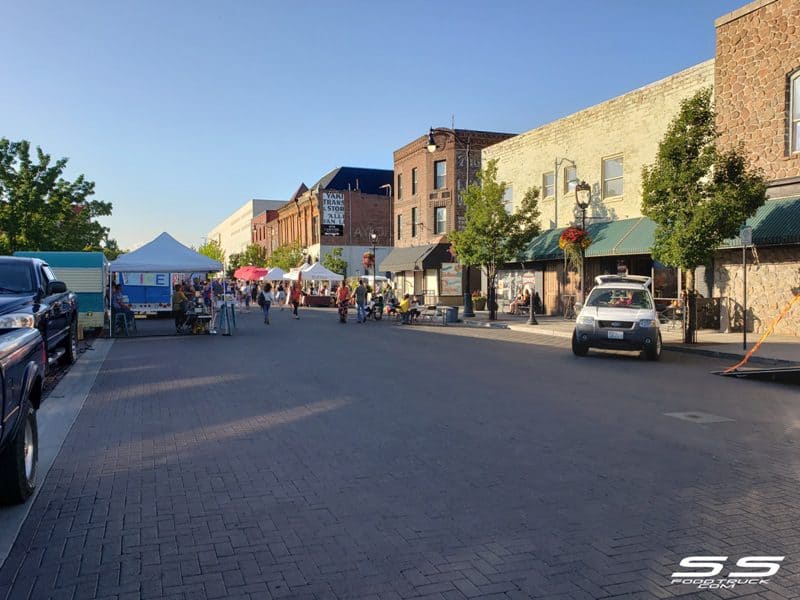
xmin=683 ymin=268 xmax=697 ymax=344
xmin=487 ymin=268 xmax=498 ymax=321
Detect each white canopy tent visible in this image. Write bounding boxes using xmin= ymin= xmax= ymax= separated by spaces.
xmin=286 ymin=262 xmax=343 ymax=281
xmin=110 ymin=232 xmax=223 ymax=273
xmin=260 ymin=267 xmax=286 ymax=281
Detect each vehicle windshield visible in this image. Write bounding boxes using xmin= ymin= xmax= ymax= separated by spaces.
xmin=586 ymin=287 xmax=652 ymax=309
xmin=0 ymin=264 xmax=35 ymax=294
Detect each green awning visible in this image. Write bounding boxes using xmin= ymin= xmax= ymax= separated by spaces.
xmin=720 ymin=196 xmax=800 ymax=248
xmin=519 ymin=228 xmax=564 ymax=261
xmin=584 ymin=218 xmax=647 ymax=257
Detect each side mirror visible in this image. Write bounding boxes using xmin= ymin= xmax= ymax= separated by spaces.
xmin=46 ymin=281 xmax=67 ymax=295
xmin=574 ymin=302 xmax=583 ymax=311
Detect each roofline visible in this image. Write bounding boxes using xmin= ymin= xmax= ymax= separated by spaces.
xmin=715 ymin=0 xmax=777 ymax=28
xmin=393 ymin=129 xmax=517 ymax=159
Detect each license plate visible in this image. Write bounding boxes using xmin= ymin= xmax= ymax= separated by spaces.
xmin=607 ymin=330 xmax=624 ymax=340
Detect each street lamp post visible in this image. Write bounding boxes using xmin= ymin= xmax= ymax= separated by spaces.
xmin=427 ymin=127 xmax=475 ymax=317
xmin=575 ymin=181 xmax=592 ymax=304
xmin=369 ymin=230 xmax=378 ymax=298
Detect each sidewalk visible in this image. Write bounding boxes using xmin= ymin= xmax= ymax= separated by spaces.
xmin=459 ymin=311 xmax=800 ymax=366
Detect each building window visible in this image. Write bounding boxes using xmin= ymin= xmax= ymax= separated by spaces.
xmin=312 ymin=216 xmax=319 ymax=244
xmin=397 ymin=214 xmax=402 ymax=240
xmin=543 ymin=172 xmax=555 ymax=198
xmin=434 ymin=160 xmax=446 ymax=190
xmin=792 ymin=72 xmax=800 ymax=153
xmin=411 ymin=207 xmax=417 ymax=237
xmin=602 ymin=156 xmax=624 ymax=198
xmin=564 ymin=166 xmax=578 ymax=193
xmin=434 ymin=207 xmax=446 ymax=234
xmin=397 ymin=174 xmax=403 ymax=200
xmin=412 ymin=168 xmax=418 ymax=195
xmin=503 ymin=186 xmax=513 ymax=214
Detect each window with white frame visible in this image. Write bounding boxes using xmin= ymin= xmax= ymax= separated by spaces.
xmin=602 ymin=156 xmax=624 ymax=198
xmin=792 ymin=71 xmax=800 ymax=153
xmin=503 ymin=186 xmax=514 ymax=214
xmin=543 ymin=172 xmax=555 ymax=198
xmin=434 ymin=207 xmax=446 ymax=234
xmin=564 ymin=166 xmax=578 ymax=193
xmin=434 ymin=160 xmax=447 ymax=189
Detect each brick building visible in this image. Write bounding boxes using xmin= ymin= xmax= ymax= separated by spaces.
xmin=274 ymin=167 xmax=393 ymax=279
xmin=381 ymin=128 xmax=514 ymax=304
xmin=250 ymin=209 xmax=280 ymax=255
xmin=711 ymin=0 xmax=800 ymax=336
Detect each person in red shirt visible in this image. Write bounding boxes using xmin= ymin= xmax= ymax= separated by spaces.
xmin=289 ymin=283 xmax=303 ymax=319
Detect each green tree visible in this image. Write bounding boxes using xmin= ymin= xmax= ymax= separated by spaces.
xmin=240 ymin=244 xmax=267 ymax=267
xmin=269 ymin=241 xmax=304 ymax=271
xmin=449 ymin=160 xmax=541 ymax=320
xmin=226 ymin=252 xmax=243 ymax=278
xmin=641 ymin=87 xmax=767 ymax=341
xmin=322 ymin=247 xmax=348 ymax=278
xmin=198 ymin=239 xmax=225 ymax=264
xmin=0 ymin=138 xmax=113 ymax=253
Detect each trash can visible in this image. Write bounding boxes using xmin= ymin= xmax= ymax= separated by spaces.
xmin=444 ymin=306 xmax=459 ymax=323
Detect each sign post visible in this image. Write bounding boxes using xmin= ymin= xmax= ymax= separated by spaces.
xmin=740 ymin=225 xmax=752 ymax=351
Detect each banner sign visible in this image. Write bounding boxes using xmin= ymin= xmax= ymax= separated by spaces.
xmin=322 ymin=191 xmax=345 ymax=236
xmin=122 ymin=272 xmax=170 ymax=287
xmin=440 ymin=263 xmax=462 ymax=296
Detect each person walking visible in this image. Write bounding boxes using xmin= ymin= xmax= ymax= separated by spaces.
xmin=289 ymin=282 xmax=302 ymax=319
xmin=259 ymin=283 xmax=274 ymax=324
xmin=336 ymin=280 xmax=350 ymax=323
xmin=276 ymin=283 xmax=286 ymax=311
xmin=243 ymin=282 xmax=251 ymax=311
xmin=353 ymin=279 xmax=368 ymax=323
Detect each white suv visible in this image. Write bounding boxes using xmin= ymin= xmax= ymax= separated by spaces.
xmin=572 ymin=275 xmax=662 ymax=360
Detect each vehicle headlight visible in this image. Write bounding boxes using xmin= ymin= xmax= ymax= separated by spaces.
xmin=577 ymin=316 xmax=595 ymax=326
xmin=638 ymin=319 xmax=658 ymax=328
xmin=0 ymin=313 xmax=36 ymax=329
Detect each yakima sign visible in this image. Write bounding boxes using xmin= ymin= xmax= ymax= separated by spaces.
xmin=322 ymin=191 xmax=345 ymax=236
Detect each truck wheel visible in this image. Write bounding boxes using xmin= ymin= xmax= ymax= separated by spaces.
xmin=645 ymin=332 xmax=662 ymax=361
xmin=572 ymin=331 xmax=589 ymax=356
xmin=0 ymin=402 xmax=38 ymax=505
xmin=62 ymin=319 xmax=78 ymax=365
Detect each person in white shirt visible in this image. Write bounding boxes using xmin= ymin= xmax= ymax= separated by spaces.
xmin=259 ymin=283 xmax=275 ymax=324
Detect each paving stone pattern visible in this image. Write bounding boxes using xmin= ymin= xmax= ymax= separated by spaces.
xmin=2 ymin=309 xmax=800 ymax=599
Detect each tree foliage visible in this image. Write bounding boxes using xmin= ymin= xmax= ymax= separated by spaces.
xmin=0 ymin=138 xmax=116 ymax=254
xmin=322 ymin=247 xmax=348 ymax=277
xmin=269 ymin=241 xmax=304 ymax=271
xmin=642 ymin=88 xmax=767 ymax=280
xmin=198 ymin=239 xmax=225 ymax=264
xmin=449 ymin=160 xmax=541 ymax=319
xmin=240 ymin=244 xmax=268 ymax=267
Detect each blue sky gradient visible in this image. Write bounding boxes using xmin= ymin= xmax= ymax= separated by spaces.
xmin=1 ymin=0 xmax=746 ymax=249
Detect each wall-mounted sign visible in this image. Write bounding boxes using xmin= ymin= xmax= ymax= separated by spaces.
xmin=322 ymin=191 xmax=345 ymax=236
xmin=440 ymin=262 xmax=462 ymax=296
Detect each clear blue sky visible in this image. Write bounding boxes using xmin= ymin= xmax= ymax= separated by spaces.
xmin=1 ymin=0 xmax=746 ymax=250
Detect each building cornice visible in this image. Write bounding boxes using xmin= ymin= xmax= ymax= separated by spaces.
xmin=715 ymin=0 xmax=777 ymax=28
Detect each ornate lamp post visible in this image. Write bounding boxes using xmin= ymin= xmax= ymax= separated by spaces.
xmin=575 ymin=181 xmax=591 ymax=304
xmin=369 ymin=230 xmax=378 ymax=296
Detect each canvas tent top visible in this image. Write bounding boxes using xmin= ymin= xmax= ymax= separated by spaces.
xmin=110 ymin=232 xmax=223 ymax=273
xmin=285 ymin=262 xmax=344 ymax=281
xmin=260 ymin=267 xmax=286 ymax=281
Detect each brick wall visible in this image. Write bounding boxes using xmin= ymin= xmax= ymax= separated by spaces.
xmin=715 ymin=0 xmax=800 ymax=190
xmin=482 ymin=62 xmax=715 ymax=229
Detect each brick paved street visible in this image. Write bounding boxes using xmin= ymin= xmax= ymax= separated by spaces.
xmin=2 ymin=308 xmax=800 ymax=599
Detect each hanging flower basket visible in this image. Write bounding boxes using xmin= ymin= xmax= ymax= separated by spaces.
xmin=559 ymin=226 xmax=592 ymax=271
xmin=362 ymin=251 xmax=375 ymax=269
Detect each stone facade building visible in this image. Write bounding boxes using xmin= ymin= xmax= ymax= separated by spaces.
xmin=711 ymin=0 xmax=800 ymax=336
xmin=381 ymin=128 xmax=513 ymax=304
xmin=274 ymin=167 xmax=393 ymax=279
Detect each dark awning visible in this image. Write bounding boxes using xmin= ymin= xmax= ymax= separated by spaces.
xmin=720 ymin=196 xmax=800 ymax=248
xmin=379 ymin=243 xmax=452 ymax=272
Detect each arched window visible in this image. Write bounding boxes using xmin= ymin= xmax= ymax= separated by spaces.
xmin=792 ymin=70 xmax=800 ymax=154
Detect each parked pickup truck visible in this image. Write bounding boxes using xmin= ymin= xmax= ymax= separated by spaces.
xmin=0 ymin=256 xmax=79 ymax=368
xmin=0 ymin=328 xmax=45 ymax=504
